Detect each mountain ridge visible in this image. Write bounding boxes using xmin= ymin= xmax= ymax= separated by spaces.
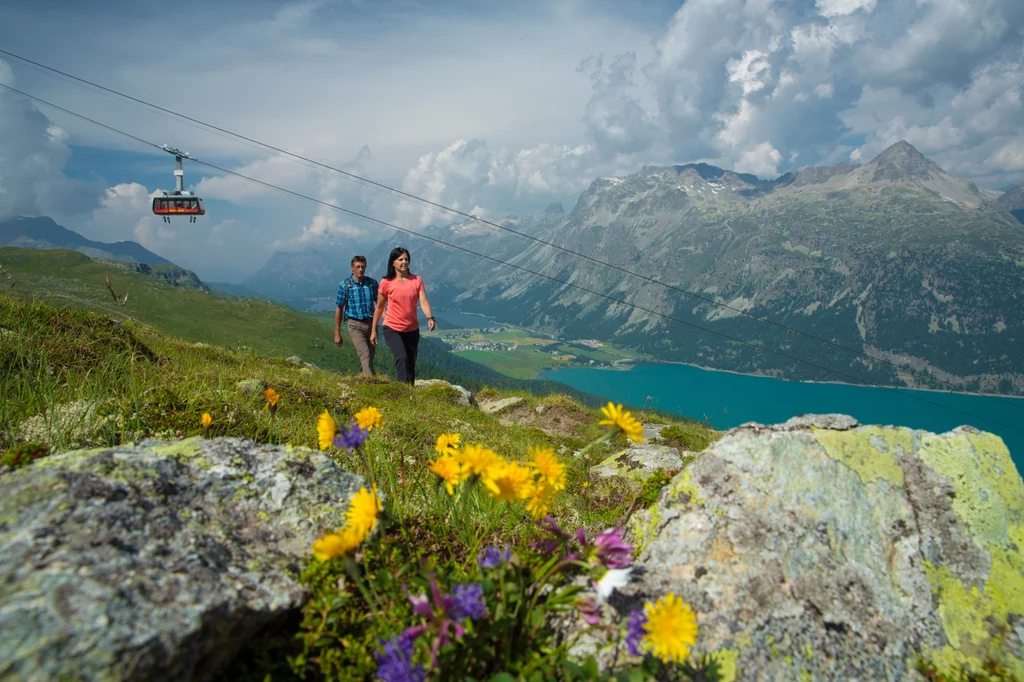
xmin=0 ymin=216 xmax=171 ymax=265
xmin=371 ymin=140 xmax=1024 ymax=396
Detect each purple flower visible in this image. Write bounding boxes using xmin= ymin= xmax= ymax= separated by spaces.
xmin=532 ymin=516 xmax=575 ymax=557
xmin=375 ymin=634 xmax=425 ymax=682
xmin=625 ymin=610 xmax=647 ymax=657
xmin=478 ymin=545 xmax=511 ymax=568
xmin=576 ymin=596 xmax=602 ymax=625
xmin=333 ymin=421 xmax=368 ymax=452
xmin=592 ymin=528 xmax=634 ymax=570
xmin=402 ymin=573 xmax=468 ymax=668
xmin=451 ymin=583 xmax=487 ymax=622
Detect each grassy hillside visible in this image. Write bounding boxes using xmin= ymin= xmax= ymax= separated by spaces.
xmin=0 ymin=292 xmax=722 ymax=680
xmin=1 ymin=247 xmax=694 ymax=422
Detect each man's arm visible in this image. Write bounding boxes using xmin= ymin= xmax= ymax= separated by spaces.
xmin=334 ymin=283 xmax=346 ymax=347
xmin=334 ymin=305 xmax=344 ymax=346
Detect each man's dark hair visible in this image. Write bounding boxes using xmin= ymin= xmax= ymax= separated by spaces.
xmin=351 ymin=255 xmax=367 ymax=266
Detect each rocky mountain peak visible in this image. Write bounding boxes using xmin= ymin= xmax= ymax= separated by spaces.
xmin=869 ymin=140 xmax=942 ymax=183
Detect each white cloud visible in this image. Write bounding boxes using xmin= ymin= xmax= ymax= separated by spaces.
xmin=815 ymin=0 xmax=877 ymax=18
xmin=735 ymin=141 xmax=783 ymax=177
xmin=0 ymin=94 xmax=103 ymax=221
xmin=2 ymin=0 xmax=1023 ymax=279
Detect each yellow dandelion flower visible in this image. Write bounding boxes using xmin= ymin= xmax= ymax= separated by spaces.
xmin=429 ymin=454 xmax=466 ymax=495
xmin=434 ymin=432 xmax=461 ymax=456
xmin=354 ymin=406 xmax=383 ymax=432
xmin=317 ymin=410 xmax=337 ymax=451
xmin=345 ymin=485 xmax=382 ymax=539
xmin=311 ymin=525 xmax=363 ymax=561
xmin=528 ymin=446 xmax=566 ymax=491
xmin=457 ymin=443 xmax=504 ymax=478
xmin=599 ymin=402 xmax=644 ymax=442
xmin=201 ymin=413 xmax=213 ymax=429
xmin=642 ymin=593 xmax=699 ymax=664
xmin=482 ymin=460 xmax=533 ymax=503
xmin=524 ymin=481 xmax=557 ymax=519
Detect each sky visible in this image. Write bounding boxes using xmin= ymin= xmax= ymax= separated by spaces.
xmin=0 ymin=0 xmax=1022 ymax=283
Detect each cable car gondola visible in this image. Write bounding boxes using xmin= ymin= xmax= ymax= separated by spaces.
xmin=152 ymin=145 xmax=206 ymax=223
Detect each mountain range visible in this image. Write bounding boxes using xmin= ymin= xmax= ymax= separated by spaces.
xmin=0 ymin=216 xmax=170 ymax=264
xmin=363 ymin=141 xmax=1024 ymax=395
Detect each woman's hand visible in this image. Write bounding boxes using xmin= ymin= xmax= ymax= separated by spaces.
xmin=369 ymin=330 xmax=378 ymax=346
xmin=427 ymin=318 xmax=436 ymax=332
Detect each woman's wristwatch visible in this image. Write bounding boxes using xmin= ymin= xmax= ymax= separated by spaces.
xmin=427 ymin=317 xmax=435 ymax=322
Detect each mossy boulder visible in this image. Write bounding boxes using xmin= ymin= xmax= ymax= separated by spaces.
xmin=0 ymin=436 xmax=364 ymax=682
xmin=611 ymin=414 xmax=1023 ymax=681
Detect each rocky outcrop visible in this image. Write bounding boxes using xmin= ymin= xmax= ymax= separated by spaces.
xmin=608 ymin=415 xmax=1024 ymax=681
xmin=0 ymin=437 xmax=364 ymax=682
xmin=415 ymin=379 xmax=476 ymax=407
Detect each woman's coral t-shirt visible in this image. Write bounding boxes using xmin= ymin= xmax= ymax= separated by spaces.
xmin=379 ymin=275 xmax=424 ymax=332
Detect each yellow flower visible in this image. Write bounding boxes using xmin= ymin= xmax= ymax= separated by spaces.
xmin=354 ymin=407 xmax=383 ymax=432
xmin=201 ymin=413 xmax=213 ymax=429
xmin=345 ymin=485 xmax=381 ymax=539
xmin=528 ymin=446 xmax=566 ymax=491
xmin=434 ymin=432 xmax=461 ymax=456
xmin=524 ymin=481 xmax=557 ymax=519
xmin=482 ymin=460 xmax=533 ymax=503
xmin=429 ymin=454 xmax=466 ymax=495
xmin=264 ymin=387 xmax=280 ymax=414
xmin=599 ymin=402 xmax=644 ymax=442
xmin=456 ymin=443 xmax=504 ymax=478
xmin=317 ymin=410 xmax=337 ymax=451
xmin=642 ymin=593 xmax=699 ymax=663
xmin=312 ymin=525 xmax=363 ymax=561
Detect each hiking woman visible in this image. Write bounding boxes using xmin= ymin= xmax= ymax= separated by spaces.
xmin=369 ymin=247 xmax=436 ymax=384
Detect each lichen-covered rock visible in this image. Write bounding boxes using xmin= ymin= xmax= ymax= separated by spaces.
xmin=415 ymin=379 xmax=476 ymax=407
xmin=590 ymin=443 xmax=684 ymax=482
xmin=479 ymin=397 xmax=523 ymax=415
xmin=0 ymin=436 xmax=364 ymax=682
xmin=610 ymin=415 xmax=1024 ymax=681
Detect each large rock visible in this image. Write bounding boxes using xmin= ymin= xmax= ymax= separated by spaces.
xmin=415 ymin=379 xmax=476 ymax=407
xmin=0 ymin=437 xmax=363 ymax=682
xmin=614 ymin=415 xmax=1024 ymax=681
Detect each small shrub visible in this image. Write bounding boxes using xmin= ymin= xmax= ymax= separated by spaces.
xmin=656 ymin=423 xmax=721 ymax=452
xmin=1 ymin=442 xmax=51 ymax=471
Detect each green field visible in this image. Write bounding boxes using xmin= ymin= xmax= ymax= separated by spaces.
xmin=440 ymin=323 xmax=645 ymax=378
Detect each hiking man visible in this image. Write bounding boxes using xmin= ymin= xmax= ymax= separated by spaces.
xmin=335 ymin=255 xmax=379 ymax=376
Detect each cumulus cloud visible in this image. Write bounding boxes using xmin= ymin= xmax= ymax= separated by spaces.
xmin=0 ymin=94 xmax=103 ymax=221
xmin=395 ymin=139 xmax=596 ymax=228
xmin=735 ymin=142 xmax=783 ymax=177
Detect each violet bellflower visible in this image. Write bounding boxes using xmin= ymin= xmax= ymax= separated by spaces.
xmin=333 ymin=421 xmax=368 ymax=453
xmin=625 ymin=610 xmax=648 ymax=657
xmin=451 ymin=583 xmax=487 ymax=622
xmin=402 ymin=573 xmax=488 ymax=667
xmin=375 ymin=633 xmax=426 ymax=682
xmin=478 ymin=544 xmax=511 ymax=568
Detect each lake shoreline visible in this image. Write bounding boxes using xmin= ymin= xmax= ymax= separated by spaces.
xmin=540 ymin=359 xmax=1024 ymax=401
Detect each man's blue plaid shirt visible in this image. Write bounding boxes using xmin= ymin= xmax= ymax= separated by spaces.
xmin=336 ymin=276 xmax=379 ymax=321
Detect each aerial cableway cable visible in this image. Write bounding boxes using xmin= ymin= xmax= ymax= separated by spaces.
xmin=1 ymin=82 xmax=1022 ymax=436
xmin=1 ymin=48 xmax=1020 ymax=411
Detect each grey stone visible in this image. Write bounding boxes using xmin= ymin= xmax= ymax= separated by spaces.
xmin=0 ymin=437 xmax=364 ymax=682
xmin=536 ymin=404 xmax=548 ymax=415
xmin=285 ymin=355 xmax=303 ymax=364
xmin=414 ymin=379 xmax=476 ymax=407
xmin=642 ymin=423 xmax=669 ymax=441
xmin=604 ymin=416 xmax=1024 ymax=681
xmin=590 ymin=444 xmax=684 ymax=482
xmin=479 ymin=397 xmax=524 ymax=415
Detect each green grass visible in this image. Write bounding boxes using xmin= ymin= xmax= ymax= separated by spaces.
xmin=0 ymin=252 xmax=726 ymax=680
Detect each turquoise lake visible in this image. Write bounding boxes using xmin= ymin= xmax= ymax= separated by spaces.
xmin=540 ymin=363 xmax=1024 ymax=475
